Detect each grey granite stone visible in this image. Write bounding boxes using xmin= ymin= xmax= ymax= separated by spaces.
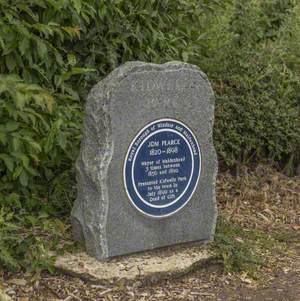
xmin=71 ymin=61 xmax=218 ymax=260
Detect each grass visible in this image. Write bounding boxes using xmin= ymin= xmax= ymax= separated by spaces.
xmin=211 ymin=217 xmax=279 ymax=277
xmin=212 ymin=165 xmax=300 ymax=278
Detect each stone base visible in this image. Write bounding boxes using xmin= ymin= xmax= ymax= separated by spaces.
xmin=55 ymin=244 xmax=213 ymax=285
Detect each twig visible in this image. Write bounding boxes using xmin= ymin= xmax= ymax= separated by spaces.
xmin=43 ymin=282 xmax=62 ymax=299
xmin=68 ymin=291 xmax=81 ymax=300
xmin=99 ymin=288 xmax=114 ymax=296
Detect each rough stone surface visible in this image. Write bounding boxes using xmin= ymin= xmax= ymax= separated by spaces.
xmin=71 ymin=61 xmax=218 ymax=260
xmin=55 ymin=244 xmax=213 ymax=284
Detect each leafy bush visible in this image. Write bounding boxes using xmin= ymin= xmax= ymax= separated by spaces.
xmin=0 ymin=0 xmax=96 ymax=272
xmin=0 ymin=0 xmax=96 ymax=214
xmin=0 ymin=205 xmax=72 ymax=277
xmin=202 ymin=0 xmax=300 ymax=172
xmin=74 ymin=0 xmax=225 ymax=85
xmin=212 ymin=219 xmax=265 ymax=275
xmin=0 ymin=0 xmax=299 ymax=273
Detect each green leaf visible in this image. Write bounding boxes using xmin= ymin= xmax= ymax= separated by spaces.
xmin=12 ymin=166 xmax=23 ymax=180
xmin=36 ymin=40 xmax=48 ymax=59
xmin=72 ymin=0 xmax=82 ymax=14
xmin=54 ymin=51 xmax=64 ymax=66
xmin=19 ymin=154 xmax=29 ymax=168
xmin=5 ymin=54 xmax=17 ymax=71
xmin=26 ymin=140 xmax=42 ymax=153
xmin=19 ymin=38 xmax=30 ymax=56
xmin=0 ymin=154 xmax=14 ymax=172
xmin=43 ymin=93 xmax=54 ymax=112
xmin=67 ymin=53 xmax=77 ymax=66
xmin=15 ymin=91 xmax=27 ymax=109
xmin=5 ymin=122 xmax=19 ymax=132
xmin=0 ymin=36 xmax=4 ymax=49
xmin=12 ymin=137 xmax=21 ymax=151
xmin=24 ymin=166 xmax=38 ymax=176
xmin=57 ymin=132 xmax=67 ymax=150
xmin=0 ymin=132 xmax=7 ymax=145
xmin=44 ymin=133 xmax=54 ymax=153
xmin=19 ymin=170 xmax=28 ymax=187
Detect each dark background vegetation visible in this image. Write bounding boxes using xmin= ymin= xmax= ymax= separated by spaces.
xmin=0 ymin=0 xmax=299 ymax=274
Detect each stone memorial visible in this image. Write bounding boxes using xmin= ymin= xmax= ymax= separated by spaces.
xmin=71 ymin=61 xmax=218 ymax=260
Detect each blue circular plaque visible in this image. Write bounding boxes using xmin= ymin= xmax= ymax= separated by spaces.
xmin=124 ymin=118 xmax=201 ymax=218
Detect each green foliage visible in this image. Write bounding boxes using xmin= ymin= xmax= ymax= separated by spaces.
xmin=260 ymin=0 xmax=296 ymax=40
xmin=0 ymin=0 xmax=95 ymax=274
xmin=0 ymin=205 xmax=71 ymax=276
xmin=0 ymin=0 xmax=96 ymax=213
xmin=0 ymin=0 xmax=299 ymax=274
xmin=202 ymin=0 xmax=300 ymax=172
xmin=74 ymin=0 xmax=224 ymax=84
xmin=212 ymin=218 xmax=271 ymax=276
